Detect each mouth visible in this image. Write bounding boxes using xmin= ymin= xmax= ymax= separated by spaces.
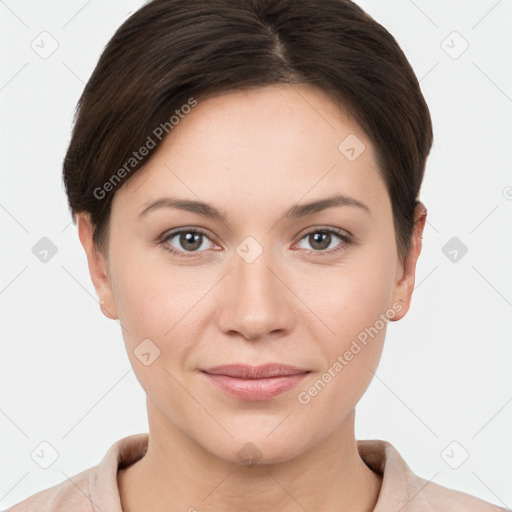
xmin=201 ymin=364 xmax=310 ymax=400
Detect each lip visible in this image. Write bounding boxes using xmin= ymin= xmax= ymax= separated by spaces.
xmin=201 ymin=364 xmax=310 ymax=401
xmin=202 ymin=363 xmax=310 ymax=378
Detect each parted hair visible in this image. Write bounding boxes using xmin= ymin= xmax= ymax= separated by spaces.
xmin=63 ymin=0 xmax=433 ymax=265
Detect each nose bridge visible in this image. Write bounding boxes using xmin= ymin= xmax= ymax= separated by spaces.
xmin=218 ymin=236 xmax=293 ymax=340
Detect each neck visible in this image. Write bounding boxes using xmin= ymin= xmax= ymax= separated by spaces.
xmin=118 ymin=403 xmax=382 ymax=512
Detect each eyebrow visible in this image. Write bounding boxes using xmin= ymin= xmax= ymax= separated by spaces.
xmin=138 ymin=193 xmax=371 ymax=221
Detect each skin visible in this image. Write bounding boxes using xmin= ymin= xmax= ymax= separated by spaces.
xmin=77 ymin=83 xmax=426 ymax=512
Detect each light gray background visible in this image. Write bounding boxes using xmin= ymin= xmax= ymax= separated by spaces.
xmin=1 ymin=0 xmax=511 ymax=509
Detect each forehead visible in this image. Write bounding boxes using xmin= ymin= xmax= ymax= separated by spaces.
xmin=112 ymin=84 xmax=387 ymax=217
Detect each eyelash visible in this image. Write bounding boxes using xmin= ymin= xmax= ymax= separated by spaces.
xmin=158 ymin=226 xmax=352 ymax=258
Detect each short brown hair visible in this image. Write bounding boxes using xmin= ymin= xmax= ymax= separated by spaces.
xmin=63 ymin=0 xmax=433 ymax=264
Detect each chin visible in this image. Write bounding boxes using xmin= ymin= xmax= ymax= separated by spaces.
xmin=199 ymin=429 xmax=312 ymax=467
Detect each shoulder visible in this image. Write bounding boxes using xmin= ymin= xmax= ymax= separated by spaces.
xmin=6 ymin=433 xmax=149 ymax=512
xmin=411 ymin=475 xmax=509 ymax=511
xmin=6 ymin=466 xmax=95 ymax=512
xmin=357 ymin=439 xmax=509 ymax=512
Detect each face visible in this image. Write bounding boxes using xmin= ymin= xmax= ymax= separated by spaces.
xmin=79 ymin=84 xmax=425 ymax=464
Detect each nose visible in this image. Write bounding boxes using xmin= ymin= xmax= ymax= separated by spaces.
xmin=216 ymin=244 xmax=296 ymax=342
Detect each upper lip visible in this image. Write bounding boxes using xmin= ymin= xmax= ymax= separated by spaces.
xmin=201 ymin=364 xmax=310 ymax=379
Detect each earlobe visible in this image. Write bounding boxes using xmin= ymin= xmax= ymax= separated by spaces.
xmin=99 ymin=299 xmax=117 ymax=320
xmin=389 ymin=202 xmax=427 ymax=322
xmin=76 ymin=213 xmax=119 ymax=320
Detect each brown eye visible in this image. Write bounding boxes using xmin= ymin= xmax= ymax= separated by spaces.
xmin=161 ymin=228 xmax=214 ymax=255
xmin=308 ymin=232 xmax=332 ymax=251
xmin=296 ymin=228 xmax=351 ymax=255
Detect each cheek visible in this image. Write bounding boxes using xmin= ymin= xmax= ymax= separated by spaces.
xmin=316 ymin=260 xmax=395 ymax=344
xmin=303 ymin=254 xmax=395 ymax=398
xmin=298 ymin=276 xmax=390 ymax=425
xmin=111 ymin=253 xmax=210 ymax=372
xmin=110 ymin=264 xmax=197 ymax=405
xmin=111 ymin=243 xmax=192 ymax=333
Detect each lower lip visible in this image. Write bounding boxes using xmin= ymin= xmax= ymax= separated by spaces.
xmin=202 ymin=372 xmax=309 ymax=401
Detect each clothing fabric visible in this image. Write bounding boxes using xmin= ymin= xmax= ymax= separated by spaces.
xmin=7 ymin=433 xmax=508 ymax=511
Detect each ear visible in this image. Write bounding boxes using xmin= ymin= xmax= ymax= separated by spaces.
xmin=389 ymin=202 xmax=427 ymax=322
xmin=76 ymin=212 xmax=118 ymax=320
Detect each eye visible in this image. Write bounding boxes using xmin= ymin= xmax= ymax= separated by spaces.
xmin=160 ymin=228 xmax=217 ymax=256
xmin=294 ymin=228 xmax=351 ymax=256
xmin=159 ymin=226 xmax=352 ymax=258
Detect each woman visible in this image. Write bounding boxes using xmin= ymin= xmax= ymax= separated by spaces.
xmin=8 ymin=0 xmax=507 ymax=510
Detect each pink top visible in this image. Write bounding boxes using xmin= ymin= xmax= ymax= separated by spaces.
xmin=7 ymin=434 xmax=507 ymax=511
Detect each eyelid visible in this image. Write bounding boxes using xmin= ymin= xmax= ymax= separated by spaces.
xmin=159 ymin=226 xmax=214 ymax=243
xmin=295 ymin=225 xmax=352 ymax=241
